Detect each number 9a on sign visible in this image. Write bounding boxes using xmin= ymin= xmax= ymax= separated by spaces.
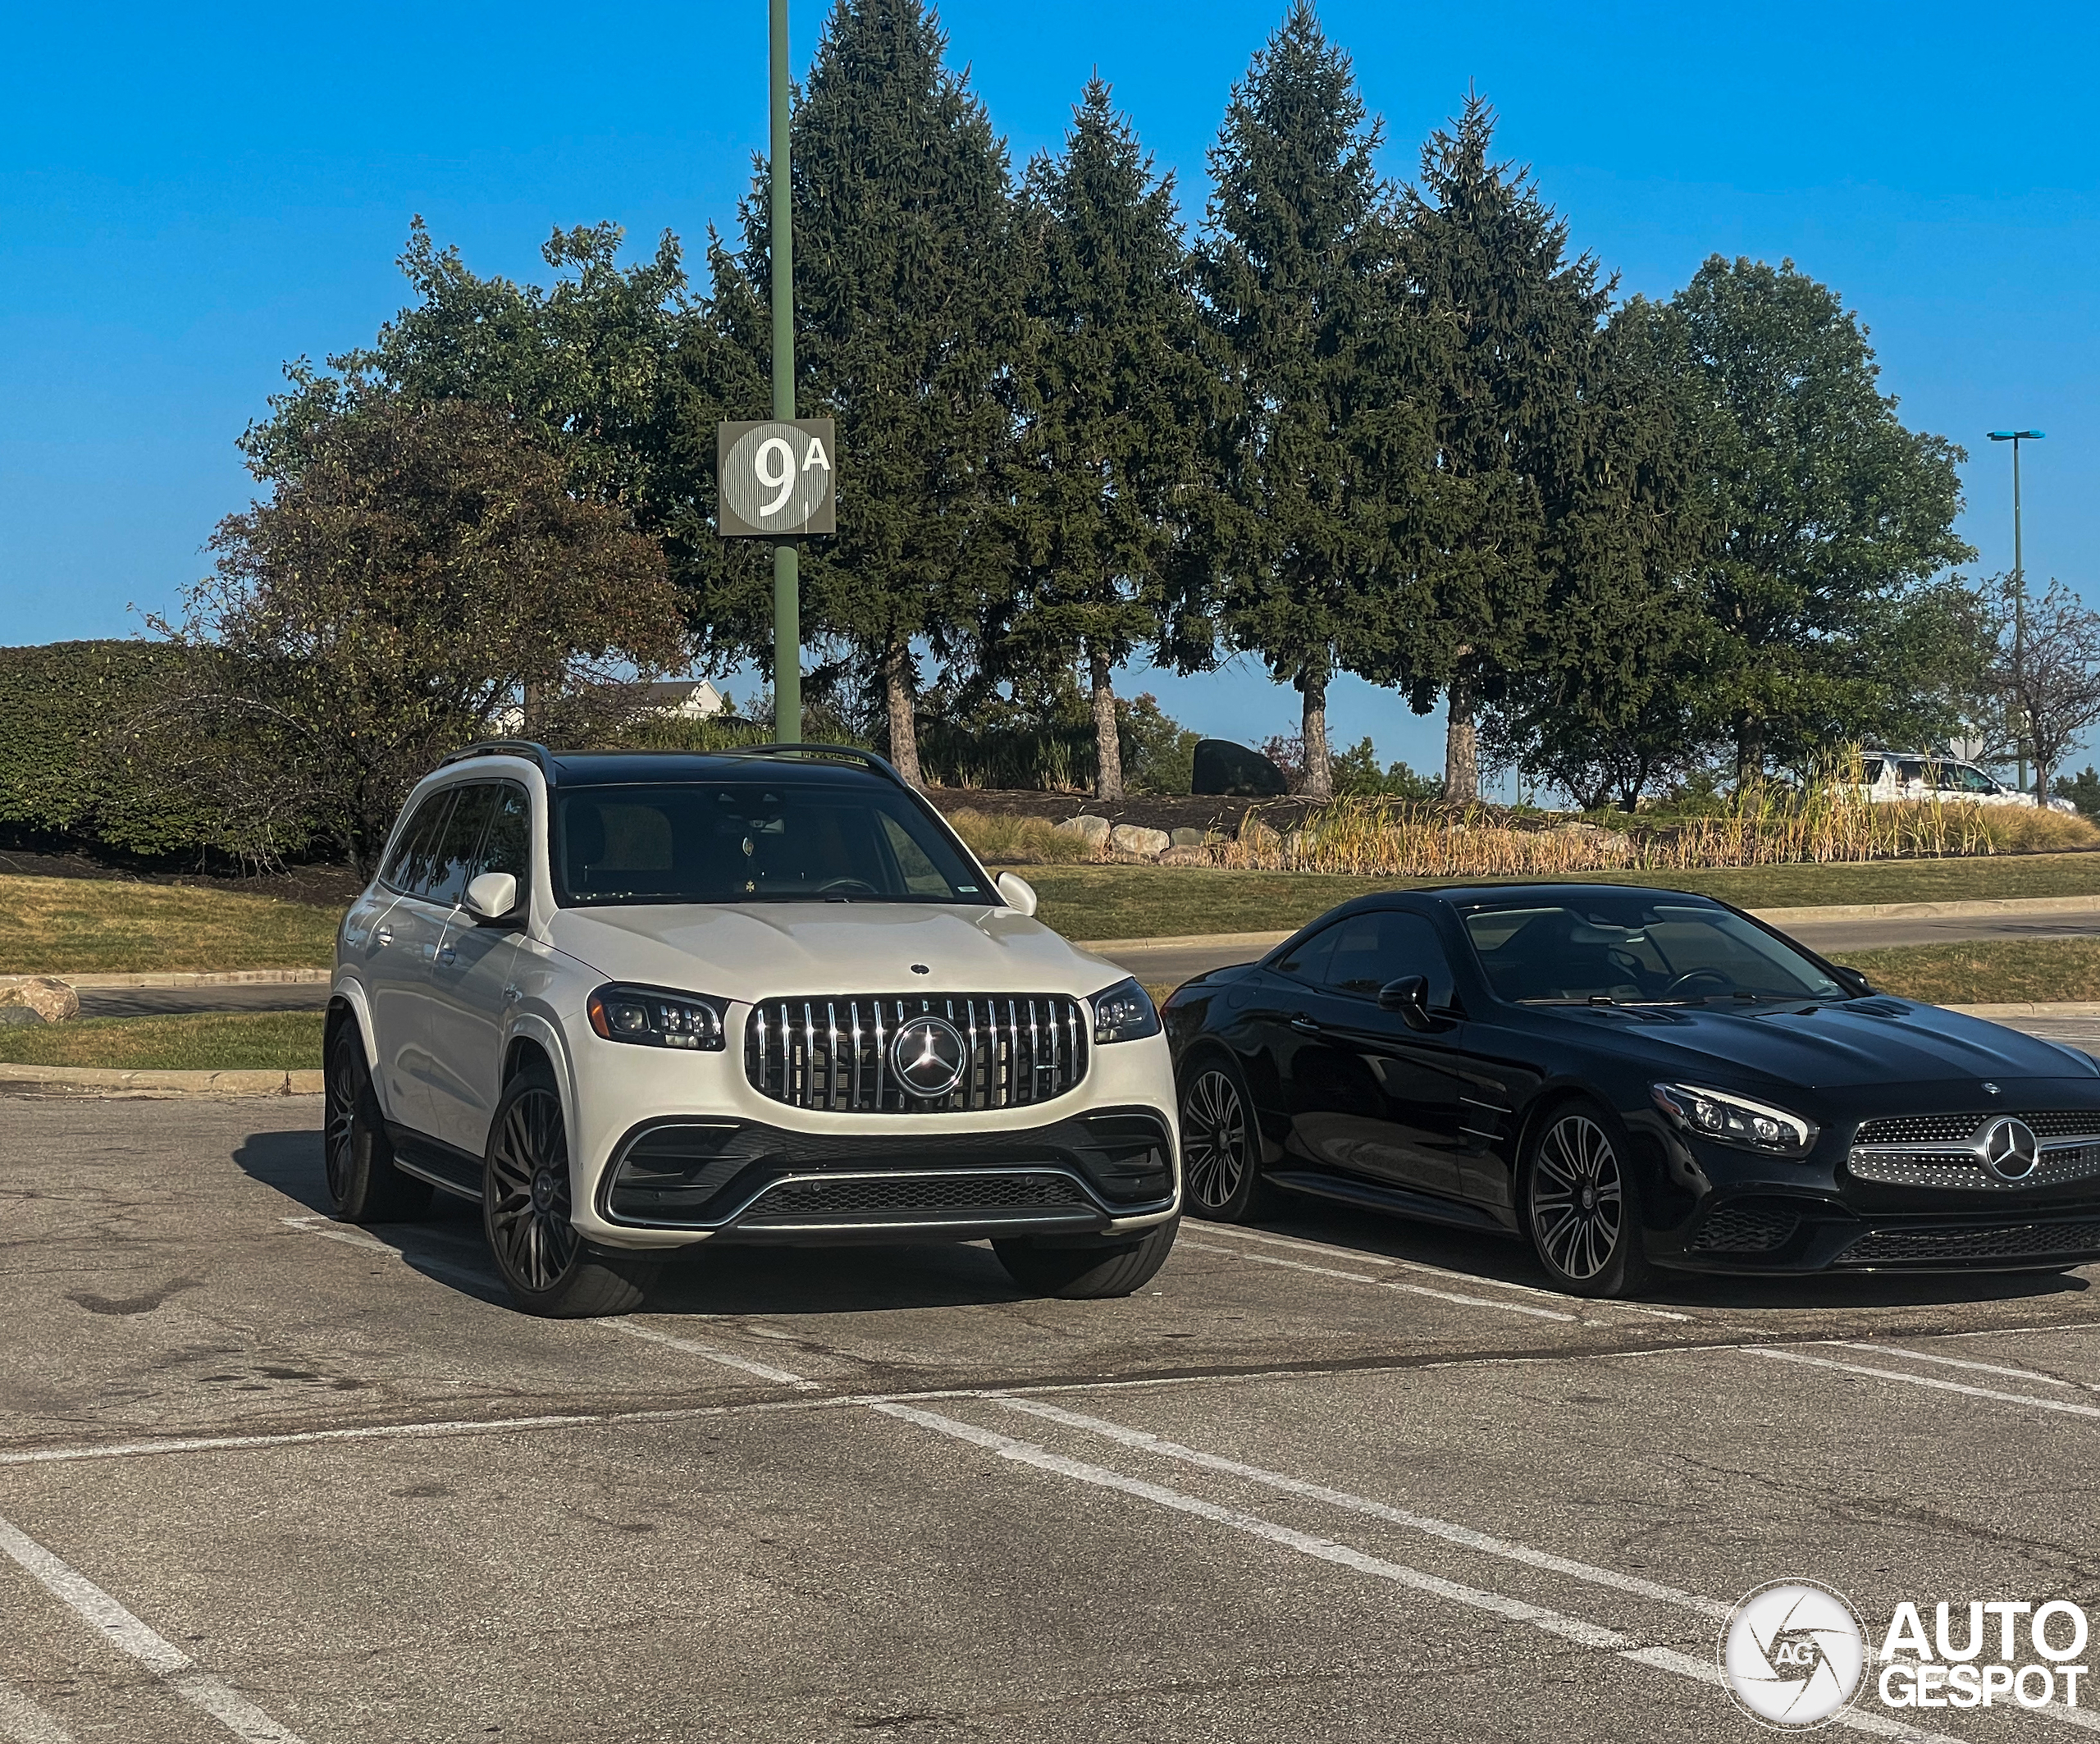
xmin=716 ymin=418 xmax=837 ymax=537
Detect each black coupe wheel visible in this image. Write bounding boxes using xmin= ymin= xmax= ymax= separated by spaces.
xmin=322 ymin=1017 xmax=431 ymax=1222
xmin=1523 ymin=1100 xmax=1652 ymax=1299
xmin=483 ymin=1065 xmax=659 ymax=1317
xmin=1179 ymin=1056 xmax=1273 ymax=1221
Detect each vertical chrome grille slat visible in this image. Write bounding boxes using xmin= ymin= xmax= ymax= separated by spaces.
xmin=742 ymin=993 xmax=1088 ymax=1112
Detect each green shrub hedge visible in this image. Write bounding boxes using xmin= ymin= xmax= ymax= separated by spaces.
xmin=0 ymin=641 xmax=228 ymax=856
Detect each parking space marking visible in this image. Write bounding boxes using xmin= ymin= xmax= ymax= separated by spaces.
xmin=997 ymin=1397 xmax=1733 ymax=1618
xmin=0 ymin=1679 xmax=71 ymax=1744
xmin=870 ymin=1401 xmax=1960 ymax=1744
xmin=0 ymin=1513 xmax=306 ymax=1743
xmin=1190 ymin=1223 xmax=1692 ymax=1320
xmin=605 ymin=1318 xmax=819 ymax=1389
xmin=1834 ymin=1342 xmax=2084 ymax=1388
xmin=1751 ymin=1347 xmax=2100 ymax=1420
xmin=1177 ymin=1236 xmax=1577 ymax=1321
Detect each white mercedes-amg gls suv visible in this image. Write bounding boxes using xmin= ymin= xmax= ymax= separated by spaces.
xmin=323 ymin=743 xmax=1181 ymax=1316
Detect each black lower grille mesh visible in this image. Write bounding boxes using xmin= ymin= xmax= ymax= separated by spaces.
xmin=742 ymin=1172 xmax=1088 ymax=1221
xmin=1691 ymin=1206 xmax=1801 ymax=1253
xmin=1842 ymin=1221 xmax=2100 ymax=1262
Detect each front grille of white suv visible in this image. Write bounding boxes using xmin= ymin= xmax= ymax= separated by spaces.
xmin=744 ymin=994 xmax=1089 ymax=1113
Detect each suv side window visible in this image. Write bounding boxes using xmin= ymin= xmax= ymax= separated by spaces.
xmin=427 ymin=785 xmax=503 ymax=909
xmin=1319 ymin=910 xmax=1458 ymax=1009
xmin=381 ymin=790 xmax=458 ymax=897
xmin=477 ymin=784 xmax=532 ymax=900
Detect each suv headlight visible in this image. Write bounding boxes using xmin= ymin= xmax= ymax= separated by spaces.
xmin=1092 ymin=977 xmax=1161 ymax=1044
xmin=587 ymin=984 xmax=727 ymax=1052
xmin=1650 ymin=1082 xmax=1818 ymax=1158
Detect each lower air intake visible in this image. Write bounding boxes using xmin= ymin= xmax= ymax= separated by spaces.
xmin=739 ymin=1171 xmax=1089 ymax=1223
xmin=1690 ymin=1205 xmax=1800 ymax=1253
xmin=1842 ymin=1221 xmax=2100 ymax=1263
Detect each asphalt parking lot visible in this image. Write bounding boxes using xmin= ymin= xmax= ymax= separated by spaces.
xmin=10 ymin=1097 xmax=2100 ymax=1742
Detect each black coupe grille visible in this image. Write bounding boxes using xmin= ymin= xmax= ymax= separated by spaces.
xmin=1847 ymin=1144 xmax=2100 ymax=1193
xmin=1691 ymin=1206 xmax=1801 ymax=1253
xmin=1856 ymin=1112 xmax=2100 ymax=1145
xmin=745 ymin=994 xmax=1089 ymax=1113
xmin=1842 ymin=1221 xmax=2100 ymax=1262
xmin=740 ymin=1172 xmax=1088 ymax=1221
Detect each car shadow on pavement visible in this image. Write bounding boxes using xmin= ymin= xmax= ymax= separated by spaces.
xmin=1218 ymin=1201 xmax=2094 ymax=1314
xmin=234 ymin=1128 xmax=1039 ymax=1315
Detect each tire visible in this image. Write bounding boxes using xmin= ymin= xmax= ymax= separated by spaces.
xmin=994 ymin=1217 xmax=1180 ymax=1299
xmin=323 ymin=1016 xmax=432 ymax=1223
xmin=483 ymin=1063 xmax=660 ymax=1317
xmin=1178 ymin=1052 xmax=1276 ymax=1222
xmin=1521 ymin=1098 xmax=1654 ymax=1299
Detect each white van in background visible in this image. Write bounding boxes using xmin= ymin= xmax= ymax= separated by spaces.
xmin=1850 ymin=751 xmax=2077 ymax=812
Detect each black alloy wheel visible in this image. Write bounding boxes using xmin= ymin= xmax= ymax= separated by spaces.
xmin=1523 ymin=1100 xmax=1652 ymax=1299
xmin=322 ymin=1018 xmax=430 ymax=1222
xmin=483 ymin=1065 xmax=659 ymax=1317
xmin=1178 ymin=1056 xmax=1272 ymax=1222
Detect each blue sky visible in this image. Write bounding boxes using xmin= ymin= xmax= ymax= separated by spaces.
xmin=5 ymin=1 xmax=2096 ymax=786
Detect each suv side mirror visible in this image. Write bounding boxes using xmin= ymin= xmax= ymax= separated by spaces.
xmin=463 ymin=871 xmax=520 ymax=925
xmin=995 ymin=871 xmax=1039 ymax=918
xmin=1377 ymin=975 xmax=1434 ymax=1030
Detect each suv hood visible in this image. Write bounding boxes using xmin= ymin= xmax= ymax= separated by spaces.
xmin=546 ymin=902 xmax=1127 ymax=1003
xmin=1564 ymin=997 xmax=2098 ymax=1091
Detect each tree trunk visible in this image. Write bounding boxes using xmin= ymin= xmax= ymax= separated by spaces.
xmin=1444 ymin=676 xmax=1479 ymax=802
xmin=883 ymin=641 xmax=922 ymax=786
xmin=1299 ymin=675 xmax=1332 ymax=799
xmin=1734 ymin=717 xmax=1764 ymax=792
xmin=1088 ymin=642 xmax=1124 ymax=801
xmin=521 ymin=678 xmax=545 ymax=738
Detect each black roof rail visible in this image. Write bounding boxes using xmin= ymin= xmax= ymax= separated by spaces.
xmin=717 ymin=742 xmax=907 ymax=786
xmin=440 ymin=739 xmax=554 ymax=772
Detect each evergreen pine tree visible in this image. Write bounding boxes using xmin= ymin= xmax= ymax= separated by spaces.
xmin=1402 ymin=94 xmax=1610 ymax=800
xmin=721 ymin=0 xmax=1021 ymax=780
xmin=998 ymin=79 xmax=1211 ymax=799
xmin=1196 ymin=2 xmax=1422 ymax=799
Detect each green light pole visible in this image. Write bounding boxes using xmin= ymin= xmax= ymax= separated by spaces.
xmin=769 ymin=0 xmax=801 ymax=743
xmin=1989 ymin=429 xmax=2045 ymax=794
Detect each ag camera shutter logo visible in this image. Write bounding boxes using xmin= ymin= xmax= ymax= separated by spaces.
xmin=1721 ymin=1581 xmax=1867 ymax=1728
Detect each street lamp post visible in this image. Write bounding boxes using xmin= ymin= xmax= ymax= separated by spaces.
xmin=769 ymin=0 xmax=801 ymax=744
xmin=1989 ymin=429 xmax=2045 ymax=796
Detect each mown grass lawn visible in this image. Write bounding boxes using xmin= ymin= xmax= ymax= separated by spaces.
xmin=1836 ymin=939 xmax=2100 ymax=1007
xmin=1019 ymin=854 xmax=2100 ymax=942
xmin=0 ymin=875 xmax=340 ymax=975
xmin=0 ymin=1011 xmax=325 ymax=1071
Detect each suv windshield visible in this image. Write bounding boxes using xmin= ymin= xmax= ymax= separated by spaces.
xmin=554 ymin=781 xmax=993 ymax=906
xmin=1463 ymin=897 xmax=1843 ymax=1005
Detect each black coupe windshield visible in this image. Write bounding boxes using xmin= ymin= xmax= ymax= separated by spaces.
xmin=555 ymin=782 xmax=992 ymax=906
xmin=1463 ymin=897 xmax=1844 ymax=1005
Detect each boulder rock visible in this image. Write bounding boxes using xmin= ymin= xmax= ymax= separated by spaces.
xmin=1109 ymin=823 xmax=1172 ymax=858
xmin=1192 ymin=738 xmax=1288 ymax=797
xmin=1157 ymin=845 xmax=1216 ymax=867
xmin=0 ymin=1006 xmax=47 ymax=1028
xmin=1052 ymin=814 xmax=1112 ymax=847
xmin=1169 ymin=827 xmax=1210 ymax=848
xmin=0 ymin=976 xmax=79 ymax=1023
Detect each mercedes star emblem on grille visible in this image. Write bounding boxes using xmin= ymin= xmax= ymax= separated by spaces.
xmin=891 ymin=1015 xmax=968 ymax=1098
xmin=1981 ymin=1116 xmax=2041 ymax=1181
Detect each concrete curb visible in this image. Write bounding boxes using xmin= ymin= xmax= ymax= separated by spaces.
xmin=1944 ymin=1003 xmax=2100 ymax=1020
xmin=0 ymin=1064 xmax=323 ymax=1098
xmin=1084 ymin=894 xmax=2100 ymax=955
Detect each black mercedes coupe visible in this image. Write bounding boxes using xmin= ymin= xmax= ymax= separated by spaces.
xmin=1162 ymin=883 xmax=2100 ymax=1297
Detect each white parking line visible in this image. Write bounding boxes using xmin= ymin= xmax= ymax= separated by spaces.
xmin=1190 ymin=1223 xmax=1692 ymax=1320
xmin=998 ymin=1396 xmax=1732 ymax=1618
xmin=279 ymin=1217 xmax=494 ymax=1291
xmin=0 ymin=1679 xmax=71 ymax=1744
xmin=604 ymin=1319 xmax=819 ymax=1389
xmin=1833 ymin=1343 xmax=2081 ymax=1388
xmin=871 ymin=1402 xmax=1959 ymax=1744
xmin=0 ymin=1514 xmax=306 ymax=1743
xmin=1751 ymin=1347 xmax=2100 ymax=1420
xmin=1177 ymin=1237 xmax=1577 ymax=1321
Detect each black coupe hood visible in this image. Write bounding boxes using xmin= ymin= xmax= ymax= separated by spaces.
xmin=1572 ymin=998 xmax=2098 ymax=1091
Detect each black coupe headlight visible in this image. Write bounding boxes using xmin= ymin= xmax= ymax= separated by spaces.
xmin=587 ymin=984 xmax=727 ymax=1052
xmin=1092 ymin=977 xmax=1161 ymax=1044
xmin=1650 ymin=1082 xmax=1818 ymax=1158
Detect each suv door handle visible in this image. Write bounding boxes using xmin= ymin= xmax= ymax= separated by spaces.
xmin=374 ymin=926 xmax=393 ymax=948
xmin=436 ymin=946 xmax=456 ymax=966
xmin=1290 ymin=1016 xmax=1320 ymax=1035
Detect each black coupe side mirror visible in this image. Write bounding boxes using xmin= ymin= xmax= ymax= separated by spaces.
xmin=1377 ymin=975 xmax=1434 ymax=1030
xmin=1832 ymin=965 xmax=1874 ymax=998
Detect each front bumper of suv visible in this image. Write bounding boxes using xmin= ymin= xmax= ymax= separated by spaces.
xmin=563 ymin=1021 xmax=1180 ymax=1250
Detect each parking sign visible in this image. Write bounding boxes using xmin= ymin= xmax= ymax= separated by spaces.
xmin=716 ymin=418 xmax=837 ymax=536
